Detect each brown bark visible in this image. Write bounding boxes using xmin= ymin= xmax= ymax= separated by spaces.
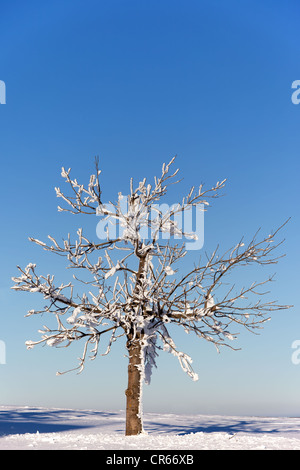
xmin=125 ymin=336 xmax=143 ymax=436
xmin=124 ymin=248 xmax=147 ymax=436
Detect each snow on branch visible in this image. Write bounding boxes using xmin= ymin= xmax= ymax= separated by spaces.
xmin=55 ymin=157 xmax=102 ymax=215
xmin=11 ymin=157 xmax=292 ymax=381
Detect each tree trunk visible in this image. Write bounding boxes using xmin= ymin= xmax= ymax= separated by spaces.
xmin=125 ymin=336 xmax=144 ymax=436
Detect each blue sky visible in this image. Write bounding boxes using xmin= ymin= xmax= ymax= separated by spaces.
xmin=0 ymin=0 xmax=300 ymax=416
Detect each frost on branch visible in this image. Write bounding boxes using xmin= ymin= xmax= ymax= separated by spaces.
xmin=12 ymin=156 xmax=291 ymax=383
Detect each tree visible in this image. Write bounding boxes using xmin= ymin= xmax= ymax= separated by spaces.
xmin=12 ymin=157 xmax=291 ymax=435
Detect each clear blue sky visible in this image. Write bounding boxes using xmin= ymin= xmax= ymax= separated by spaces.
xmin=0 ymin=0 xmax=300 ymax=417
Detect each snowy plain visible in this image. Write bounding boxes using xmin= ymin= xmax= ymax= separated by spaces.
xmin=0 ymin=406 xmax=300 ymax=450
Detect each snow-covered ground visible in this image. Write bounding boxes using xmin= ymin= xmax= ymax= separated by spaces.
xmin=0 ymin=405 xmax=300 ymax=450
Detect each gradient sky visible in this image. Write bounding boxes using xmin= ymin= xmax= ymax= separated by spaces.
xmin=0 ymin=0 xmax=300 ymax=417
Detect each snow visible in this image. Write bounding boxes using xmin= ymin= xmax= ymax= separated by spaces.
xmin=164 ymin=266 xmax=175 ymax=276
xmin=1 ymin=406 xmax=300 ymax=450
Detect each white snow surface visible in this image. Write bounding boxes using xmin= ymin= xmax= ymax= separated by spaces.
xmin=1 ymin=405 xmax=300 ymax=450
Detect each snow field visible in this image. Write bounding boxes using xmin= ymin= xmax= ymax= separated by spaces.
xmin=1 ymin=406 xmax=300 ymax=450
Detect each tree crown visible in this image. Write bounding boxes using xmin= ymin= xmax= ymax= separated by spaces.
xmin=12 ymin=157 xmax=291 ymax=381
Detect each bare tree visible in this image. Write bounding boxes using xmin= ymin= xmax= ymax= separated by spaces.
xmin=12 ymin=157 xmax=291 ymax=435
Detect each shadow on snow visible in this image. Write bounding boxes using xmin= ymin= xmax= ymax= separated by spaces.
xmin=0 ymin=408 xmax=119 ymax=436
xmin=1 ymin=408 xmax=298 ymax=438
xmin=144 ymin=417 xmax=293 ymax=437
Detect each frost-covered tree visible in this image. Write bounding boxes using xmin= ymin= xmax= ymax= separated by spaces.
xmin=12 ymin=157 xmax=290 ymax=435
